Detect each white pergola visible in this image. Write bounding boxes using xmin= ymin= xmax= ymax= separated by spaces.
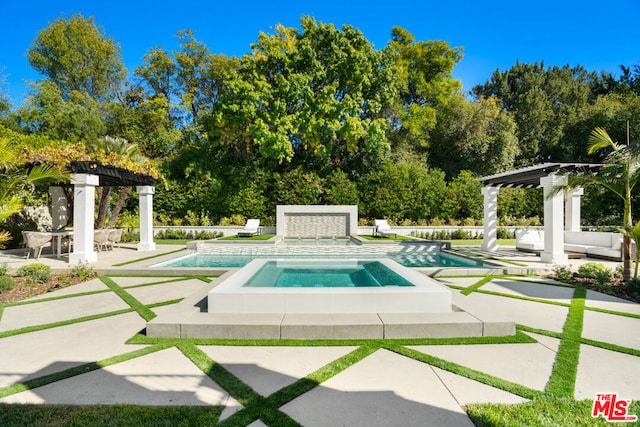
xmin=49 ymin=161 xmax=157 ymax=264
xmin=479 ymin=163 xmax=603 ymax=264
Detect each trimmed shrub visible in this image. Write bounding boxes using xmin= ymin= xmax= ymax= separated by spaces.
xmin=16 ymin=263 xmax=52 ymax=283
xmin=553 ymin=265 xmax=573 ymax=281
xmin=0 ymin=275 xmax=16 ymax=292
xmin=578 ymin=262 xmax=614 ymax=286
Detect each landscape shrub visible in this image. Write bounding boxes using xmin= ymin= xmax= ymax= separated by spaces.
xmin=0 ymin=275 xmax=16 ymax=292
xmin=16 ymin=263 xmax=52 ymax=283
xmin=155 ymin=229 xmax=221 ymax=240
xmin=71 ymin=263 xmax=95 ymax=281
xmin=578 ymin=262 xmax=614 ymax=286
xmin=497 ymin=227 xmax=514 ymax=239
xmin=553 ymin=265 xmax=573 ymax=281
xmin=626 ymin=277 xmax=640 ymax=293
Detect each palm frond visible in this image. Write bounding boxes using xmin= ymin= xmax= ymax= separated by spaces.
xmin=587 ymin=127 xmax=620 ymax=155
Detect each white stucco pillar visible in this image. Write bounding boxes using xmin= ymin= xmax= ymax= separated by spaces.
xmin=69 ymin=174 xmax=99 ymax=265
xmin=49 ymin=186 xmax=68 ymax=230
xmin=137 ymin=185 xmax=156 ymax=251
xmin=565 ymin=187 xmax=583 ymax=232
xmin=481 ymin=186 xmax=500 ymax=252
xmin=540 ymin=175 xmax=568 ymax=264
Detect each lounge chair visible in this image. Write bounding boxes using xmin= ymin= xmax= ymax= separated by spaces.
xmin=374 ymin=219 xmax=397 ymax=239
xmin=237 ymin=219 xmax=261 ymax=237
xmin=22 ymin=231 xmax=52 ymax=259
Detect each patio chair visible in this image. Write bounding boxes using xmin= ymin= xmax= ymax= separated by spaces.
xmin=22 ymin=231 xmax=52 ymax=259
xmin=94 ymin=229 xmax=110 ymax=252
xmin=237 ymin=219 xmax=260 ymax=237
xmin=108 ymin=228 xmax=123 ymax=249
xmin=374 ymin=219 xmax=397 ymax=239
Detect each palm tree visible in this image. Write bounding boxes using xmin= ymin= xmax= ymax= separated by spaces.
xmin=0 ymin=137 xmax=69 ymax=248
xmin=87 ymin=136 xmax=144 ymax=229
xmin=567 ymin=126 xmax=640 ymax=281
xmin=618 ymin=221 xmax=640 ymax=280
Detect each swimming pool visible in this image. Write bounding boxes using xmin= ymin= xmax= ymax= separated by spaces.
xmin=155 ymin=248 xmax=488 ymax=269
xmin=208 ymin=258 xmax=452 ymax=314
xmin=243 ymin=260 xmax=415 ymax=287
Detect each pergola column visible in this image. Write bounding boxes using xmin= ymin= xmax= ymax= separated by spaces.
xmin=565 ymin=187 xmax=583 ymax=232
xmin=49 ymin=186 xmax=68 ymax=230
xmin=481 ymin=186 xmax=500 ymax=252
xmin=137 ymin=185 xmax=156 ymax=251
xmin=69 ymin=174 xmax=99 ymax=264
xmin=540 ymin=175 xmax=568 ymax=264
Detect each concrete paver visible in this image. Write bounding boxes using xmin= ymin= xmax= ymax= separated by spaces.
xmin=25 ymin=278 xmax=110 ymax=300
xmin=408 ymin=343 xmax=557 ymax=391
xmin=0 ymin=312 xmax=147 ymax=389
xmin=585 ymin=290 xmax=640 ymax=315
xmin=0 ymin=347 xmax=243 ymax=421
xmin=481 ymin=278 xmax=575 ymax=303
xmin=125 ymin=279 xmax=208 ymax=305
xmin=431 ymin=367 xmax=529 ymax=405
xmin=0 ymin=292 xmax=129 ymax=332
xmin=452 ymin=290 xmax=569 ymax=333
xmin=583 ymin=310 xmax=640 ymax=351
xmin=280 ymin=349 xmax=475 ymax=427
xmin=198 ymin=346 xmax=358 ymax=397
xmin=575 ymin=344 xmax=640 ymax=400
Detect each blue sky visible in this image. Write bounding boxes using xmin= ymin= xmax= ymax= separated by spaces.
xmin=1 ymin=0 xmax=639 ymax=106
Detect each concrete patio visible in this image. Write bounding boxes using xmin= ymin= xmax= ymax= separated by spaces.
xmin=0 ymin=243 xmax=638 ymax=426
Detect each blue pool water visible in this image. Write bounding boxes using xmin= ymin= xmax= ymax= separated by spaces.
xmin=157 ymin=251 xmax=488 ymax=269
xmin=243 ymin=260 xmax=414 ymax=288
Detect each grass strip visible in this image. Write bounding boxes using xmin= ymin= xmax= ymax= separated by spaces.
xmin=100 ymin=276 xmax=156 ymax=321
xmin=387 ymin=344 xmax=543 ymax=400
xmin=473 ymin=288 xmax=571 ymax=308
xmin=461 ymin=275 xmax=496 ymax=295
xmin=0 ymin=307 xmax=135 ymax=339
xmin=500 ymin=276 xmax=575 ymax=288
xmin=176 ymin=342 xmax=260 ymax=406
xmin=126 ymin=332 xmax=535 ymax=347
xmin=0 ymin=404 xmax=224 ymax=427
xmin=175 ymin=342 xmax=294 ymax=426
xmin=0 ymin=344 xmax=169 ymax=399
xmin=516 ymin=324 xmax=564 ymax=340
xmin=1 ymin=288 xmax=112 ymax=308
xmin=0 ymin=306 xmax=3 ymax=323
xmin=268 ymin=345 xmax=379 ymax=408
xmin=111 ymin=248 xmax=186 ymax=266
xmin=120 ymin=276 xmax=194 ymax=289
xmin=544 ymin=286 xmax=586 ymax=398
xmin=580 ymin=337 xmax=640 ymax=357
xmin=584 ymin=304 xmax=640 ymax=319
xmin=467 ymin=396 xmax=632 ymax=427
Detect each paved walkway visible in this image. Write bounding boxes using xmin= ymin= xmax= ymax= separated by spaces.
xmin=0 ymin=244 xmax=639 ymax=426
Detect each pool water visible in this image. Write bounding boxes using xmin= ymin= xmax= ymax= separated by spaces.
xmin=243 ymin=260 xmax=414 ymax=288
xmin=156 ymin=251 xmax=487 ymax=269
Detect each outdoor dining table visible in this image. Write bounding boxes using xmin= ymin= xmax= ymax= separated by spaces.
xmin=49 ymin=230 xmax=72 ymax=259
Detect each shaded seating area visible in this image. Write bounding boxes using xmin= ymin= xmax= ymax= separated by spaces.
xmin=22 ymin=231 xmax=52 ymax=259
xmin=374 ymin=219 xmax=397 ymax=238
xmin=237 ymin=219 xmax=261 ymax=237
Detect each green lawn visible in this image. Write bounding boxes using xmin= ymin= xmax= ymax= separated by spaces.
xmin=447 ymin=239 xmax=516 ymax=246
xmin=359 ymin=234 xmax=416 ymax=241
xmin=218 ymin=234 xmax=275 ymax=241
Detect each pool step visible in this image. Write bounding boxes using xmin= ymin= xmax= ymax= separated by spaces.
xmin=147 ymin=307 xmax=515 ymax=340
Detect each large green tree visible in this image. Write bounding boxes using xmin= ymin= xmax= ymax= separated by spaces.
xmin=210 ymin=17 xmax=394 ymax=172
xmin=473 ymin=62 xmax=597 ymax=165
xmin=26 ymin=14 xmax=126 ymax=102
xmin=429 ymin=94 xmax=519 ymax=177
xmin=384 ymin=27 xmax=462 ymax=152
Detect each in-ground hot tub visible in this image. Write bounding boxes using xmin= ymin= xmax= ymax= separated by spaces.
xmin=207 ymin=258 xmax=452 ymax=314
